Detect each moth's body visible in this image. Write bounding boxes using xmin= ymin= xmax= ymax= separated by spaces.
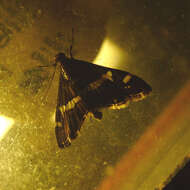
xmin=55 ymin=53 xmax=152 ymax=148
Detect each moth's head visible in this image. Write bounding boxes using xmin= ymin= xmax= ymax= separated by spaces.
xmin=55 ymin=52 xmax=67 ymax=64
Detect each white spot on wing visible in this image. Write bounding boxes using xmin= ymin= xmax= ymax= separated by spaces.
xmin=131 ymin=92 xmax=146 ymax=102
xmin=123 ymin=75 xmax=131 ymax=84
xmin=60 ymin=96 xmax=82 ymax=112
xmin=61 ymin=67 xmax=69 ymax=80
xmin=103 ymin=71 xmax=113 ymax=81
xmin=109 ymin=101 xmax=129 ymax=109
xmin=88 ymin=71 xmax=113 ymax=90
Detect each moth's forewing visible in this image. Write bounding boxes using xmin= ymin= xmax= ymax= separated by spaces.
xmin=55 ymin=73 xmax=70 ymax=148
xmin=55 ymin=53 xmax=152 ymax=148
xmin=62 ymin=57 xmax=152 ymax=110
xmin=55 ymin=70 xmax=88 ymax=148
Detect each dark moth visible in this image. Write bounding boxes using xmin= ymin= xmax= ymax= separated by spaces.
xmin=55 ymin=52 xmax=152 ymax=148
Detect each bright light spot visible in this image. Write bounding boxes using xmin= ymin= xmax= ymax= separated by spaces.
xmin=94 ymin=38 xmax=129 ymax=68
xmin=0 ymin=115 xmax=14 ymax=141
xmin=51 ymin=112 xmax=55 ymax=123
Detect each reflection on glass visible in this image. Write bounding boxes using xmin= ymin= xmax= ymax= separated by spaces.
xmin=0 ymin=115 xmax=14 ymax=141
xmin=94 ymin=38 xmax=127 ymax=68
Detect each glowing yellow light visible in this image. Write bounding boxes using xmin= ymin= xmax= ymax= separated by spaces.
xmin=0 ymin=115 xmax=14 ymax=140
xmin=52 ymin=112 xmax=55 ymax=121
xmin=94 ymin=38 xmax=128 ymax=68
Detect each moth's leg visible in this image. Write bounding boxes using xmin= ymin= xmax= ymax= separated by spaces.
xmin=92 ymin=110 xmax=103 ymax=120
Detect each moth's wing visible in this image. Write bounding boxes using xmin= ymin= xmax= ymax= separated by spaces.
xmin=106 ymin=67 xmax=152 ymax=104
xmin=66 ymin=58 xmax=151 ymax=94
xmin=63 ymin=58 xmax=109 ymax=89
xmin=55 ymin=72 xmax=88 ymax=148
xmin=67 ymin=59 xmax=152 ymax=110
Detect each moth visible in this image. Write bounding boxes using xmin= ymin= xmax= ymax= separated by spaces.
xmin=54 ymin=52 xmax=152 ymax=148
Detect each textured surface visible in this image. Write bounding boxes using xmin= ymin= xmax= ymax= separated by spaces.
xmin=0 ymin=0 xmax=189 ymax=189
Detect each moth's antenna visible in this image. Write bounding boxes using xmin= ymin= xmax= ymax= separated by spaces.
xmin=70 ymin=28 xmax=74 ymax=59
xmin=37 ymin=63 xmax=56 ymax=68
xmin=40 ymin=62 xmax=57 ymax=103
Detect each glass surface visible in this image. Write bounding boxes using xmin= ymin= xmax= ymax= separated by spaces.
xmin=0 ymin=0 xmax=189 ymax=189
